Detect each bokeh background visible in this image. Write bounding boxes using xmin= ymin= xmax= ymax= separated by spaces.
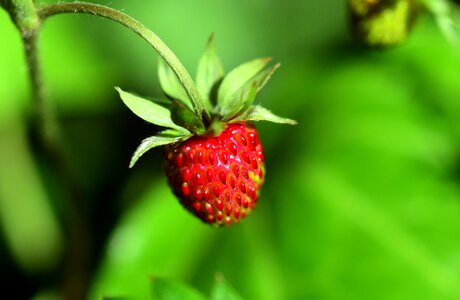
xmin=1 ymin=0 xmax=460 ymax=299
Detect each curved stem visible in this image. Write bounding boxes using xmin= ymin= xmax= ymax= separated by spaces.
xmin=38 ymin=2 xmax=209 ymax=122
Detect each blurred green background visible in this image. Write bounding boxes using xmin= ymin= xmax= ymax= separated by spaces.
xmin=1 ymin=0 xmax=460 ymax=299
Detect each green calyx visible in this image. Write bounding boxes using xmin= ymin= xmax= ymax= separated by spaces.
xmin=117 ymin=33 xmax=296 ymax=168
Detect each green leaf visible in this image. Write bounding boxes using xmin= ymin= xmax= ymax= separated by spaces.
xmin=158 ymin=59 xmax=192 ymax=109
xmin=129 ymin=133 xmax=187 ymax=168
xmin=228 ymin=63 xmax=281 ymax=119
xmin=116 ymin=87 xmax=187 ymax=133
xmin=147 ymin=96 xmax=172 ymax=107
xmin=210 ymin=275 xmax=243 ymax=300
xmin=217 ymin=57 xmax=272 ymax=117
xmin=235 ymin=82 xmax=258 ymax=119
xmin=160 ymin=128 xmax=188 ymax=137
xmin=170 ymin=99 xmax=205 ymax=134
xmin=233 ymin=105 xmax=297 ymax=125
xmin=151 ymin=278 xmax=206 ymax=300
xmin=196 ymin=33 xmax=225 ymax=112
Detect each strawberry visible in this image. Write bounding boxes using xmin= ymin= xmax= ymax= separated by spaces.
xmin=117 ymin=34 xmax=296 ymax=226
xmin=165 ymin=122 xmax=264 ymax=225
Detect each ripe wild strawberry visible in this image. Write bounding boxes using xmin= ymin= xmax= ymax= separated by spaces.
xmin=117 ymin=34 xmax=295 ymax=226
xmin=165 ymin=123 xmax=264 ymax=225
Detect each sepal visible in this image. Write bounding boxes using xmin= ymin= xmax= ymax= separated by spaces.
xmin=217 ymin=57 xmax=272 ymax=118
xmin=158 ymin=59 xmax=193 ymax=109
xmin=232 ymin=105 xmax=297 ymax=125
xmin=116 ymin=87 xmax=189 ymax=133
xmin=227 ymin=63 xmax=281 ymax=120
xmin=129 ymin=131 xmax=190 ymax=168
xmin=160 ymin=128 xmax=188 ymax=137
xmin=196 ymin=33 xmax=224 ymax=111
xmin=170 ymin=99 xmax=206 ymax=134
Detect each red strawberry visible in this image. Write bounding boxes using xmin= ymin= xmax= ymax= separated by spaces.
xmin=117 ymin=34 xmax=295 ymax=226
xmin=165 ymin=122 xmax=264 ymax=225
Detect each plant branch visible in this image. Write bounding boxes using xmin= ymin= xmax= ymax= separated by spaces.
xmin=1 ymin=1 xmax=51 ymax=137
xmin=23 ymin=29 xmax=61 ymax=148
xmin=1 ymin=0 xmax=39 ymax=34
xmin=38 ymin=2 xmax=210 ymax=122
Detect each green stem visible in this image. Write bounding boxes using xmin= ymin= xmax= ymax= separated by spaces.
xmin=1 ymin=0 xmax=39 ymax=34
xmin=38 ymin=2 xmax=210 ymax=122
xmin=1 ymin=1 xmax=55 ymax=140
xmin=23 ymin=28 xmax=60 ymax=148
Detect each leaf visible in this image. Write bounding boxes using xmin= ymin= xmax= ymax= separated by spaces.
xmin=233 ymin=105 xmax=297 ymax=125
xmin=210 ymin=274 xmax=243 ymax=300
xmin=151 ymin=278 xmax=206 ymax=300
xmin=227 ymin=63 xmax=281 ymax=119
xmin=233 ymin=82 xmax=258 ymax=120
xmin=170 ymin=100 xmax=205 ymax=134
xmin=129 ymin=133 xmax=187 ymax=168
xmin=116 ymin=87 xmax=187 ymax=133
xmin=160 ymin=128 xmax=188 ymax=137
xmin=196 ymin=33 xmax=225 ymax=111
xmin=147 ymin=96 xmax=172 ymax=106
xmin=422 ymin=0 xmax=460 ymax=44
xmin=158 ymin=59 xmax=193 ymax=109
xmin=217 ymin=57 xmax=272 ymax=117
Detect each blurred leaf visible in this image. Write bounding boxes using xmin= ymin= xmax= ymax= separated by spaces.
xmin=151 ymin=277 xmax=206 ymax=300
xmin=210 ymin=275 xmax=243 ymax=300
xmin=158 ymin=59 xmax=192 ymax=109
xmin=422 ymin=0 xmax=460 ymax=44
xmin=349 ymin=0 xmax=413 ymax=47
xmin=89 ymin=182 xmax=216 ymax=299
xmin=217 ymin=57 xmax=271 ymax=117
xmin=196 ymin=33 xmax=224 ymax=111
xmin=116 ymin=87 xmax=187 ymax=133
